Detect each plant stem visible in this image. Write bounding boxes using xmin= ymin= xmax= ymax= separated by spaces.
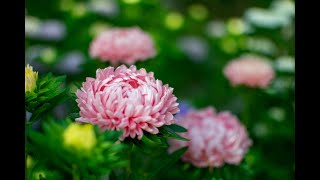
xmin=72 ymin=165 xmax=80 ymax=180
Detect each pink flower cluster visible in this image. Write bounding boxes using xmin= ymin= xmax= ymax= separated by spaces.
xmin=223 ymin=56 xmax=275 ymax=88
xmin=75 ymin=65 xmax=179 ymax=140
xmin=168 ymin=107 xmax=252 ymax=168
xmin=89 ymin=27 xmax=156 ymax=65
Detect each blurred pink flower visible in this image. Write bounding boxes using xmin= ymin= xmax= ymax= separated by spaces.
xmin=223 ymin=56 xmax=275 ymax=88
xmin=89 ymin=27 xmax=156 ymax=65
xmin=75 ymin=65 xmax=179 ymax=140
xmin=168 ymin=107 xmax=252 ymax=168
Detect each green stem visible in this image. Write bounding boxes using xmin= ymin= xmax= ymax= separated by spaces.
xmin=72 ymin=165 xmax=80 ymax=180
xmin=240 ymin=88 xmax=253 ymax=127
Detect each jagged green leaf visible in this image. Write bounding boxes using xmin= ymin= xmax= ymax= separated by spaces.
xmin=160 ymin=127 xmax=189 ymax=141
xmin=165 ymin=124 xmax=188 ymax=132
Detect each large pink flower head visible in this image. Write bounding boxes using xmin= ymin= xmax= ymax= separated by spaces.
xmin=75 ymin=65 xmax=179 ymax=141
xmin=223 ymin=55 xmax=275 ymax=88
xmin=89 ymin=27 xmax=156 ymax=65
xmin=168 ymin=107 xmax=252 ymax=168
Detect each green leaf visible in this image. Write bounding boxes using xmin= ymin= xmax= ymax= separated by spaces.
xmin=165 ymin=133 xmax=189 ymax=141
xmin=54 ymin=75 xmax=66 ymax=83
xmin=141 ymin=135 xmax=163 ymax=147
xmin=160 ymin=127 xmax=189 ymax=141
xmin=37 ymin=88 xmax=51 ymax=95
xmin=145 ymin=133 xmax=162 ymax=144
xmin=44 ymin=89 xmax=65 ymax=99
xmin=27 ymin=101 xmax=39 ymax=109
xmin=144 ymin=134 xmax=169 ymax=148
xmin=37 ymin=96 xmax=51 ymax=102
xmin=165 ymin=124 xmax=188 ymax=132
xmin=25 ymin=92 xmax=38 ymax=101
xmin=34 ymin=103 xmax=52 ymax=115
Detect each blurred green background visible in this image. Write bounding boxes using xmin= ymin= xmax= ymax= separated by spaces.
xmin=25 ymin=0 xmax=295 ymax=179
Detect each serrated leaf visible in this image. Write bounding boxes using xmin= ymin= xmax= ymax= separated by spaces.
xmin=145 ymin=133 xmax=169 ymax=148
xmin=39 ymin=78 xmax=56 ymax=89
xmin=26 ymin=96 xmax=38 ymax=103
xmin=38 ymin=79 xmax=50 ymax=88
xmin=165 ymin=133 xmax=189 ymax=141
xmin=159 ymin=137 xmax=170 ymax=148
xmin=45 ymin=89 xmax=65 ymax=99
xmin=145 ymin=133 xmax=162 ymax=144
xmin=38 ymin=74 xmax=65 ymax=91
xmin=141 ymin=135 xmax=162 ymax=146
xmin=39 ymin=83 xmax=63 ymax=96
xmin=38 ymin=96 xmax=50 ymax=102
xmin=25 ymin=91 xmax=38 ymax=100
xmin=37 ymin=88 xmax=51 ymax=95
xmin=160 ymin=127 xmax=189 ymax=141
xmin=33 ymin=103 xmax=51 ymax=115
xmin=165 ymin=124 xmax=188 ymax=132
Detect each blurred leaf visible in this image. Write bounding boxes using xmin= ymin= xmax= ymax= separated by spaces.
xmin=160 ymin=126 xmax=189 ymax=141
xmin=165 ymin=124 xmax=188 ymax=132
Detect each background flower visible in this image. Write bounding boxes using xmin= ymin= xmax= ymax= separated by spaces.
xmin=223 ymin=55 xmax=275 ymax=88
xmin=168 ymin=107 xmax=252 ymax=168
xmin=89 ymin=27 xmax=156 ymax=65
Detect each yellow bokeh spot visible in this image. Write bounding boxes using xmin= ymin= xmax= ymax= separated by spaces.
xmin=165 ymin=12 xmax=184 ymax=30
xmin=63 ymin=123 xmax=97 ymax=152
xmin=122 ymin=0 xmax=141 ymax=4
xmin=188 ymin=4 xmax=208 ymax=21
xmin=227 ymin=18 xmax=246 ymax=35
xmin=27 ymin=155 xmax=33 ymax=169
xmin=71 ymin=3 xmax=87 ymax=18
xmin=40 ymin=48 xmax=57 ymax=64
xmin=25 ymin=64 xmax=38 ymax=93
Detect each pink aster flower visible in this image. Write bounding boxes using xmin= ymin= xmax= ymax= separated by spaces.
xmin=89 ymin=27 xmax=156 ymax=65
xmin=168 ymin=107 xmax=252 ymax=168
xmin=223 ymin=55 xmax=275 ymax=88
xmin=75 ymin=65 xmax=179 ymax=141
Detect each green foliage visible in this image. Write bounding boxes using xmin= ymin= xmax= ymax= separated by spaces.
xmin=25 ymin=73 xmax=69 ymax=123
xmin=122 ymin=123 xmax=189 ymax=151
xmin=26 ymin=119 xmax=129 ymax=179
